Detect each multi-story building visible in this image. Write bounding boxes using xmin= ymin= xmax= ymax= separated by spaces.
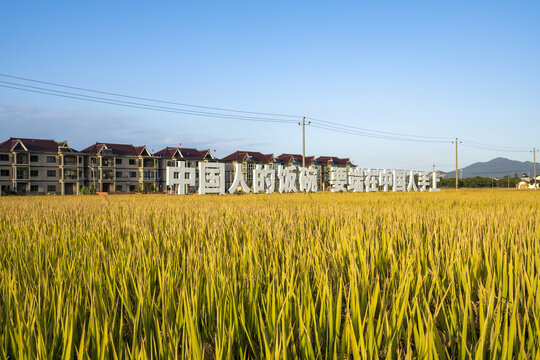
xmin=0 ymin=137 xmax=85 ymax=195
xmin=80 ymin=143 xmax=158 ymax=193
xmin=154 ymin=147 xmax=217 ymax=192
xmin=276 ymin=153 xmax=321 ymax=186
xmin=315 ymin=156 xmax=354 ymax=190
xmin=0 ymin=136 xmax=358 ymax=195
xmin=221 ymin=151 xmax=277 ymax=189
xmin=276 ymin=153 xmax=317 ymax=167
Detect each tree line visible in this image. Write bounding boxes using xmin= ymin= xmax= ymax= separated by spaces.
xmin=440 ymin=175 xmax=522 ymax=188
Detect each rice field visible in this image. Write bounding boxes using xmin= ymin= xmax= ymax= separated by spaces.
xmin=0 ymin=190 xmax=539 ymax=359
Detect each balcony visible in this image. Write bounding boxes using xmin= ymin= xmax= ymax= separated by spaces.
xmin=101 ymin=170 xmax=114 ymax=180
xmin=143 ymin=170 xmax=155 ymax=181
xmin=63 ymin=155 xmax=78 ymax=166
xmin=143 ymin=159 xmax=155 ymax=168
xmin=63 ymin=169 xmax=77 ymax=180
xmin=16 ymin=153 xmax=29 ymax=165
xmin=16 ymin=168 xmax=29 ymax=180
xmin=101 ymin=158 xmax=115 ymax=167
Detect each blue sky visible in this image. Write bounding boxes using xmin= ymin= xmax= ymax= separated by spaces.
xmin=1 ymin=1 xmax=539 ymax=171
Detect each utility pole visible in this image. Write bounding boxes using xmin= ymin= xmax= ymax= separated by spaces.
xmin=452 ymin=138 xmax=462 ymax=191
xmin=532 ymin=148 xmax=538 ymax=190
xmin=298 ymin=117 xmax=311 ymax=167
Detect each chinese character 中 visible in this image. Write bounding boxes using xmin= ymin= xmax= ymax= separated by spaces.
xmin=379 ymin=169 xmax=393 ymax=192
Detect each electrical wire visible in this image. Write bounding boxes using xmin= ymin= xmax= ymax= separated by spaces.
xmin=461 ymin=139 xmax=530 ymax=151
xmin=461 ymin=142 xmax=530 ymax=153
xmin=0 ymin=83 xmax=298 ymax=124
xmin=0 ymin=74 xmax=536 ymax=151
xmin=0 ymin=73 xmax=301 ymax=118
xmin=307 ymin=116 xmax=452 ymax=141
xmin=310 ymin=123 xmax=451 ymax=143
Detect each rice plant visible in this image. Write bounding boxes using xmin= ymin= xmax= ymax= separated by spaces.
xmin=0 ymin=189 xmax=538 ymax=359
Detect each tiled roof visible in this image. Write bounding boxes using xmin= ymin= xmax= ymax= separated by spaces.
xmin=276 ymin=153 xmax=316 ymax=165
xmin=221 ymin=151 xmax=275 ymax=163
xmin=0 ymin=137 xmax=73 ymax=152
xmin=180 ymin=148 xmax=212 ymax=160
xmin=316 ymin=156 xmax=352 ymax=166
xmin=81 ymin=143 xmax=150 ymax=156
xmin=154 ymin=147 xmax=179 ymax=158
xmin=154 ymin=147 xmax=213 ymax=160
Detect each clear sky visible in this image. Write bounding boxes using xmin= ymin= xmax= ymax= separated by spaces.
xmin=1 ymin=1 xmax=539 ymax=172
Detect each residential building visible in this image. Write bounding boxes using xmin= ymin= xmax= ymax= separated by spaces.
xmin=154 ymin=147 xmax=217 ymax=192
xmin=316 ymin=156 xmax=355 ymax=190
xmin=276 ymin=153 xmax=320 ymax=187
xmin=276 ymin=153 xmax=317 ymax=167
xmin=80 ymin=143 xmax=158 ymax=192
xmin=0 ymin=137 xmax=85 ymax=195
xmin=221 ymin=151 xmax=277 ymax=189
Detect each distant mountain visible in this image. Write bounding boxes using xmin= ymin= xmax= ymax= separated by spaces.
xmin=443 ymin=157 xmax=538 ymax=178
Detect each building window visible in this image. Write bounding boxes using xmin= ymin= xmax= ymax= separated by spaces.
xmin=78 ymin=157 xmax=82 ymax=164
xmin=129 ymin=185 xmax=135 ymax=191
xmin=0 ymin=154 xmax=9 ymax=161
xmin=102 ymin=170 xmax=114 ymax=180
xmin=143 ymin=170 xmax=155 ymax=180
xmin=102 ymin=158 xmax=114 ymax=167
xmin=47 ymin=156 xmax=56 ymax=163
xmin=173 ymin=172 xmax=179 ymax=179
xmin=47 ymin=170 xmax=56 ymax=177
xmin=0 ymin=169 xmax=8 ymax=177
xmin=91 ymin=158 xmax=97 ymax=165
xmin=128 ymin=171 xmax=137 ymax=178
xmin=116 ymin=185 xmax=122 ymax=192
xmin=16 ymin=153 xmax=29 ymax=164
xmin=79 ymin=170 xmax=83 ymax=178
xmin=30 ymin=170 xmax=38 ymax=177
xmin=115 ymin=158 xmax=122 ymax=165
xmin=30 ymin=185 xmax=39 ymax=192
xmin=63 ymin=155 xmax=77 ymax=166
xmin=30 ymin=155 xmax=39 ymax=162
xmin=129 ymin=159 xmax=136 ymax=165
xmin=64 ymin=169 xmax=77 ymax=180
xmin=16 ymin=168 xmax=29 ymax=179
xmin=116 ymin=171 xmax=122 ymax=178
xmin=47 ymin=185 xmax=56 ymax=192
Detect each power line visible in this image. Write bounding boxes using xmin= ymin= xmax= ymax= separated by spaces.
xmin=461 ymin=139 xmax=529 ymax=151
xmin=0 ymin=81 xmax=298 ymax=123
xmin=0 ymin=73 xmax=301 ymax=119
xmin=461 ymin=142 xmax=530 ymax=153
xmin=310 ymin=123 xmax=451 ymax=143
xmin=0 ymin=74 xmax=536 ymax=153
xmin=0 ymin=83 xmax=298 ymax=124
xmin=306 ymin=116 xmax=452 ymax=141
